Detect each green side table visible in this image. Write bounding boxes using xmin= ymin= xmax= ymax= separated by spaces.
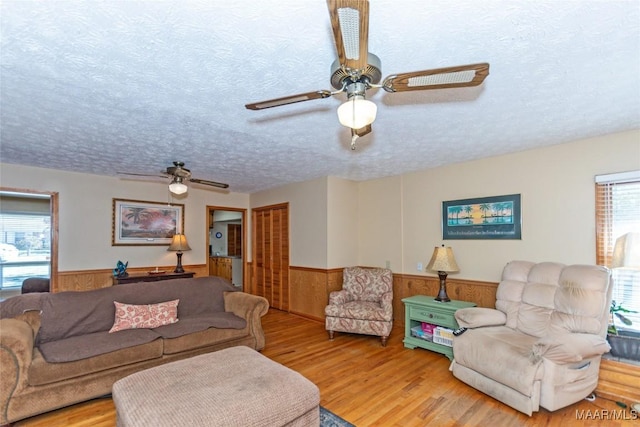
xmin=402 ymin=295 xmax=476 ymax=360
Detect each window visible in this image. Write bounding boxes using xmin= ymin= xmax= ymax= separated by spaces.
xmin=0 ymin=193 xmax=51 ymax=289
xmin=595 ymin=171 xmax=640 ymax=333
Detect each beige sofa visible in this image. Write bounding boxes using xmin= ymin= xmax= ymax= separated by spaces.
xmin=450 ymin=261 xmax=612 ymax=416
xmin=0 ymin=276 xmax=269 ymax=425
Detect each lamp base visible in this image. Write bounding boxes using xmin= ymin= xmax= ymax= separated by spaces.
xmin=174 ymin=252 xmax=185 ymax=273
xmin=434 ymin=271 xmax=451 ymax=302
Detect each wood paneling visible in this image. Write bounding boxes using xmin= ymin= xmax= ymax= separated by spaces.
xmin=289 ymin=267 xmax=343 ymax=321
xmin=55 ymin=264 xmax=208 ymax=292
xmin=282 ymin=268 xmax=495 ymax=327
xmin=394 ymin=274 xmax=498 ymax=324
xmin=15 ymin=310 xmax=637 ymax=427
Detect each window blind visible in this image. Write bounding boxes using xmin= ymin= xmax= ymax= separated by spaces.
xmin=595 ymin=177 xmax=640 ymax=266
xmin=595 ymin=171 xmax=640 ymax=332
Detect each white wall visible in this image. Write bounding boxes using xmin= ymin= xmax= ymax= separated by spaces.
xmin=0 ymin=164 xmax=249 ymax=271
xmin=358 ymin=129 xmax=640 ymax=282
xmin=326 ymin=176 xmax=359 ymax=268
xmin=357 ymin=175 xmax=404 ymax=271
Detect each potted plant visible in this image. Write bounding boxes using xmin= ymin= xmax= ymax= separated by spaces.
xmin=607 ymin=301 xmax=640 ymax=361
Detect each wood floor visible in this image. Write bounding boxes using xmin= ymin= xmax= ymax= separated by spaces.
xmin=15 ymin=309 xmax=637 ymax=427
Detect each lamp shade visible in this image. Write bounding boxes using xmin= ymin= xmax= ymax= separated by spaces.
xmin=337 ymin=96 xmax=377 ymax=129
xmin=612 ymin=232 xmax=640 ymax=268
xmin=167 ymin=234 xmax=191 ymax=252
xmin=169 ymin=177 xmax=188 ymax=195
xmin=426 ymin=245 xmax=459 ymax=273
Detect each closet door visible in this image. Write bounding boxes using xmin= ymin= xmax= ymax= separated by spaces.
xmin=252 ymin=203 xmax=289 ymax=311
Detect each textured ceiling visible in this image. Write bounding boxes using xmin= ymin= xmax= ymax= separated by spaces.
xmin=1 ymin=0 xmax=639 ymax=194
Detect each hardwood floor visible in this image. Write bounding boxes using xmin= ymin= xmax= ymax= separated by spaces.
xmin=15 ymin=309 xmax=637 ymax=426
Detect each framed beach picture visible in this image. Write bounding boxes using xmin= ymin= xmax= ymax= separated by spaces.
xmin=442 ymin=194 xmax=521 ymax=240
xmin=112 ymin=199 xmax=184 ymax=246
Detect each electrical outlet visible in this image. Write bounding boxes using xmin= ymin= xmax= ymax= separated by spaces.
xmin=417 ymin=262 xmax=423 ymax=271
xmin=385 ymin=260 xmax=390 ymax=269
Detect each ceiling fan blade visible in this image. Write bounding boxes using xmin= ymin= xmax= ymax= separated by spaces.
xmin=327 ymin=0 xmax=369 ymax=71
xmin=245 ymin=90 xmax=332 ymax=110
xmin=117 ymin=172 xmax=168 ymax=179
xmin=383 ymin=63 xmax=490 ymax=92
xmin=189 ymin=178 xmax=229 ymax=189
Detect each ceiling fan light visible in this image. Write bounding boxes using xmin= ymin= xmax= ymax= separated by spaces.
xmin=337 ymin=96 xmax=377 ymax=129
xmin=169 ymin=177 xmax=188 ymax=195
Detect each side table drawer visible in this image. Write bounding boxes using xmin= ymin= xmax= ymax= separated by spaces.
xmin=408 ymin=306 xmax=451 ymax=325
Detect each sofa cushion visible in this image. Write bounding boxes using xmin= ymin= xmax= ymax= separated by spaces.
xmin=153 ymin=312 xmax=246 ymax=339
xmin=36 ymin=277 xmax=237 ymax=345
xmin=30 ymin=337 xmax=164 ymax=385
xmin=38 ymin=328 xmax=161 ymax=363
xmin=324 ymin=300 xmax=391 ymax=321
xmin=109 ymin=299 xmax=179 ymax=333
xmin=162 ymin=323 xmax=248 ymax=355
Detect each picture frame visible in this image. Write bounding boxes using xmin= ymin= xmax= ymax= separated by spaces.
xmin=112 ymin=198 xmax=184 ymax=246
xmin=442 ymin=194 xmax=521 ymax=240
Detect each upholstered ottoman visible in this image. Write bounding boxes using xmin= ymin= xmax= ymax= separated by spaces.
xmin=112 ymin=346 xmax=320 ymax=427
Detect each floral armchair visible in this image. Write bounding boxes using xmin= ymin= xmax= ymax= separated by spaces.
xmin=325 ymin=267 xmax=393 ymax=346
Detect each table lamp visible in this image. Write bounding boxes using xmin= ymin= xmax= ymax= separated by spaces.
xmin=612 ymin=232 xmax=640 ymax=269
xmin=426 ymin=244 xmax=460 ymax=302
xmin=168 ymin=234 xmax=191 ymax=273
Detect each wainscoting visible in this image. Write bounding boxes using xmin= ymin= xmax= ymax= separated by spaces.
xmin=54 ymin=264 xmax=208 ymax=292
xmin=288 ymin=266 xmax=496 ymax=324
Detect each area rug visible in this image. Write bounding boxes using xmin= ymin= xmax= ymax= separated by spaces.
xmin=320 ymin=406 xmax=355 ymax=427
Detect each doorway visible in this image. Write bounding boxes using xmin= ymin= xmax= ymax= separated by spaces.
xmin=206 ymin=206 xmax=246 ymax=290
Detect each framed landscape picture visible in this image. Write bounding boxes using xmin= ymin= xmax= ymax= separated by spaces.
xmin=112 ymin=199 xmax=184 ymax=246
xmin=442 ymin=194 xmax=521 ymax=240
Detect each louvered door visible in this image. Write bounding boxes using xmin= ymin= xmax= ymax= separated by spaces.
xmin=252 ymin=203 xmax=289 ymax=311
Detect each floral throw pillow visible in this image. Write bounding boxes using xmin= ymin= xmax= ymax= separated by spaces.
xmin=109 ymin=299 xmax=179 ymax=333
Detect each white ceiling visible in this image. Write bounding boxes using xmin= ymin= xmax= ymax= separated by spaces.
xmin=1 ymin=1 xmax=639 ymax=194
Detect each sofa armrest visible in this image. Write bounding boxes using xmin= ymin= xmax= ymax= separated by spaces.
xmin=455 ymin=307 xmax=506 ymax=329
xmin=530 ymin=333 xmax=611 ymax=364
xmin=223 ymin=292 xmax=269 ymax=350
xmin=328 ymin=290 xmax=352 ymax=305
xmin=1 ymin=314 xmax=38 ymax=424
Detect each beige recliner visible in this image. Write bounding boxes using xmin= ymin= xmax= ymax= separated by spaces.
xmin=450 ymin=261 xmax=612 ymax=416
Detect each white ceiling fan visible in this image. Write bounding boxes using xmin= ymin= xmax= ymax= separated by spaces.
xmin=246 ymin=0 xmax=490 ymax=149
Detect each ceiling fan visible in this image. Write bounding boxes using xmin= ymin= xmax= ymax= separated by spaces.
xmin=120 ymin=161 xmax=229 ymax=195
xmin=245 ymin=0 xmax=489 ymax=149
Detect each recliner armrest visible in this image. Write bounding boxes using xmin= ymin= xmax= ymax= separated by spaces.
xmin=455 ymin=307 xmax=506 ymax=328
xmin=530 ymin=333 xmax=611 ymax=364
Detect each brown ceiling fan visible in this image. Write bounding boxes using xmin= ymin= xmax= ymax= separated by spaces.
xmin=119 ymin=161 xmax=229 ymax=195
xmin=245 ymin=0 xmax=489 ymax=149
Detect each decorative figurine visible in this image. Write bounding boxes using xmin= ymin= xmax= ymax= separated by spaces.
xmin=113 ymin=260 xmax=129 ymax=277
